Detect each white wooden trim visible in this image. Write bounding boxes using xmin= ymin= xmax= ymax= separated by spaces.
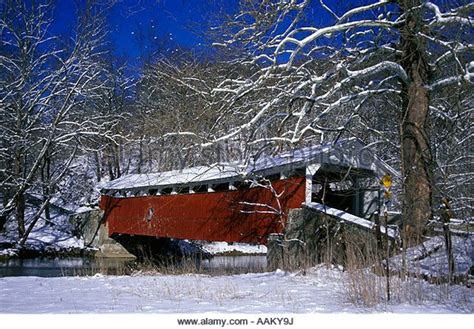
xmin=305 ymin=164 xmax=321 ymax=204
xmin=229 ymin=181 xmax=237 ymax=191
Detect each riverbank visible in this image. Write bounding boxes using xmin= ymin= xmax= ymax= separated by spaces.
xmin=0 ymin=202 xmax=87 ymax=261
xmin=0 ymin=244 xmax=97 ymax=261
xmin=0 ymin=254 xmax=267 ymax=277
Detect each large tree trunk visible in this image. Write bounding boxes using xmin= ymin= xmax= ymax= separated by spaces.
xmin=398 ymin=0 xmax=433 ymax=245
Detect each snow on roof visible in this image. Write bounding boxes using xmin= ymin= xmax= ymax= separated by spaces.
xmin=250 ymin=143 xmax=333 ymax=172
xmin=102 ymin=165 xmax=242 ymax=191
xmin=250 ymin=137 xmax=397 ymax=177
xmin=101 ymin=138 xmax=398 ymax=191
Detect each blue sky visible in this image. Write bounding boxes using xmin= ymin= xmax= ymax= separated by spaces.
xmin=106 ymin=1 xmax=233 ymax=59
xmin=49 ymin=0 xmax=385 ymax=70
xmin=52 ymin=0 xmax=238 ymax=68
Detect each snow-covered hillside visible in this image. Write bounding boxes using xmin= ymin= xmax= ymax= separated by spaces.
xmin=0 ymin=203 xmax=85 ymax=257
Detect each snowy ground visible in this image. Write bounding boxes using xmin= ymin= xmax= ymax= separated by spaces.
xmin=0 ymin=203 xmax=84 ymax=256
xmin=389 ymin=235 xmax=474 ymax=279
xmin=200 ymin=242 xmax=267 ymax=255
xmin=0 ymin=266 xmax=472 ymax=314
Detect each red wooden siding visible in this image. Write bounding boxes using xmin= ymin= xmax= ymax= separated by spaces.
xmin=100 ymin=176 xmax=305 ymax=244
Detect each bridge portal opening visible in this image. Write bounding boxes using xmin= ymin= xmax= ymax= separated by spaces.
xmin=308 ymin=165 xmax=380 ymax=220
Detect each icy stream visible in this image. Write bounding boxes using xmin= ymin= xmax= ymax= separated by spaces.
xmin=0 ymin=255 xmax=267 ymax=277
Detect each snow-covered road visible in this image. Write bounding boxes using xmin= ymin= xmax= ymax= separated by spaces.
xmin=1 ymin=266 xmax=472 ymax=314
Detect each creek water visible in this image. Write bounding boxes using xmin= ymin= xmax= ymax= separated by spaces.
xmin=0 ymin=255 xmax=267 ymax=277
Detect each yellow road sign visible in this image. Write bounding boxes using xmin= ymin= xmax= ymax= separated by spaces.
xmin=381 ymin=174 xmax=392 ymax=188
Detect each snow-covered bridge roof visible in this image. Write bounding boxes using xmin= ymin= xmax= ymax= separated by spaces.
xmin=101 ymin=138 xmax=397 ymax=192
xmin=102 ymin=165 xmax=242 ymax=191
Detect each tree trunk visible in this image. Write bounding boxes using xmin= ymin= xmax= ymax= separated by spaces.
xmin=443 ymin=220 xmax=455 ymax=283
xmin=41 ymin=155 xmax=51 ymax=225
xmin=19 ymin=197 xmax=50 ymax=248
xmin=147 ymin=140 xmax=153 ymax=171
xmin=398 ymin=0 xmax=433 ymax=245
xmin=138 ymin=136 xmax=143 ymax=174
xmin=106 ymin=147 xmax=115 ymax=180
xmin=441 ymin=198 xmax=455 ymax=283
xmin=14 ymin=149 xmax=26 ymax=237
xmin=1 ymin=184 xmax=12 ymax=231
xmin=94 ymin=151 xmax=101 ymax=182
xmin=15 ymin=192 xmax=26 ymax=237
xmin=114 ymin=144 xmax=121 ymax=178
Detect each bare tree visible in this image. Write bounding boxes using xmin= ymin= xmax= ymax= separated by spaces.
xmin=0 ymin=0 xmax=123 ymax=246
xmin=133 ymin=52 xmax=246 ymax=172
xmin=431 ymin=81 xmax=473 ymax=223
xmin=199 ymin=0 xmax=474 ymax=245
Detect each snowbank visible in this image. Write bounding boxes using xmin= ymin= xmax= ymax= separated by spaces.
xmin=0 ymin=204 xmax=84 ymax=254
xmin=388 ymin=235 xmax=474 ymax=279
xmin=201 ymin=242 xmax=267 ymax=255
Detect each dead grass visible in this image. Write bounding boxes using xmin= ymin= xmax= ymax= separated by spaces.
xmin=338 ymin=232 xmax=472 ymax=310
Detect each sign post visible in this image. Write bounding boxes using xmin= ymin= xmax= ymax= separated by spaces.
xmin=380 ymin=174 xmax=392 ymax=301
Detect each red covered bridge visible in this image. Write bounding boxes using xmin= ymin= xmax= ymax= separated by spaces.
xmin=99 ymin=139 xmax=396 ymax=244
